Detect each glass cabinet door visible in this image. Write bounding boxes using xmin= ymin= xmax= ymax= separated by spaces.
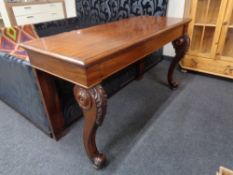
xmin=189 ymin=0 xmax=227 ymax=58
xmin=219 ymin=0 xmax=233 ymax=59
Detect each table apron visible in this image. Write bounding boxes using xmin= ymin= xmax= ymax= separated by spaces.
xmin=98 ymin=25 xmax=185 ymax=81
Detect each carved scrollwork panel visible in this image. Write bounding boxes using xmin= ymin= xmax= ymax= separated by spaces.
xmin=75 ymin=0 xmax=168 ymax=25
xmin=74 ymin=85 xmax=107 ymax=126
xmin=172 ymin=34 xmax=190 ymax=58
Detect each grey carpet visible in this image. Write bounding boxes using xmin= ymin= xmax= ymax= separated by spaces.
xmin=0 ymin=60 xmax=233 ymax=175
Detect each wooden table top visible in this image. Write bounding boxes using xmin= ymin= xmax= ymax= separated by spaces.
xmin=22 ymin=16 xmax=190 ymax=67
xmin=21 ymin=16 xmax=190 ymax=88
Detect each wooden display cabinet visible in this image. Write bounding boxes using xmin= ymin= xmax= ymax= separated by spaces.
xmin=181 ymin=0 xmax=233 ymax=79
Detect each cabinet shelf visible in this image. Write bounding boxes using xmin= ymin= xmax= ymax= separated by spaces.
xmin=194 ymin=23 xmax=216 ymax=27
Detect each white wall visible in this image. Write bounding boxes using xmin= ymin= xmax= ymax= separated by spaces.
xmin=163 ymin=0 xmax=186 ymax=57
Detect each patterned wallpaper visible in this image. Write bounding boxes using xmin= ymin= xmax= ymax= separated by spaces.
xmin=76 ymin=0 xmax=168 ymax=26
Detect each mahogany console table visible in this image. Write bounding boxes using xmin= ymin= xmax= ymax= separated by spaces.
xmin=21 ymin=16 xmax=190 ymax=169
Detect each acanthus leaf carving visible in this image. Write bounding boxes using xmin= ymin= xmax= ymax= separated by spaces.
xmin=74 ymin=85 xmax=107 ymax=126
xmin=172 ymin=34 xmax=190 ymax=58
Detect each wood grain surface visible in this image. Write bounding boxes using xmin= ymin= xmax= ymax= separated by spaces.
xmin=21 ymin=16 xmax=190 ymax=88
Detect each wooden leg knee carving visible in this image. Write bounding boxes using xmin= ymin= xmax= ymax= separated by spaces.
xmin=73 ymin=85 xmax=107 ymax=169
xmin=168 ymin=34 xmax=190 ymax=89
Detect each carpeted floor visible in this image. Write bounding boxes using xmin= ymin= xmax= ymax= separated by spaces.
xmin=0 ymin=59 xmax=233 ymax=175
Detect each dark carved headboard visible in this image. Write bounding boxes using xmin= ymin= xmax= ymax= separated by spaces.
xmin=76 ymin=0 xmax=168 ymax=26
xmin=35 ymin=0 xmax=168 ymax=37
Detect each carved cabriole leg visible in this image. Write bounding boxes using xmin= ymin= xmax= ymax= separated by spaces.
xmin=73 ymin=85 xmax=107 ymax=169
xmin=168 ymin=34 xmax=190 ymax=89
